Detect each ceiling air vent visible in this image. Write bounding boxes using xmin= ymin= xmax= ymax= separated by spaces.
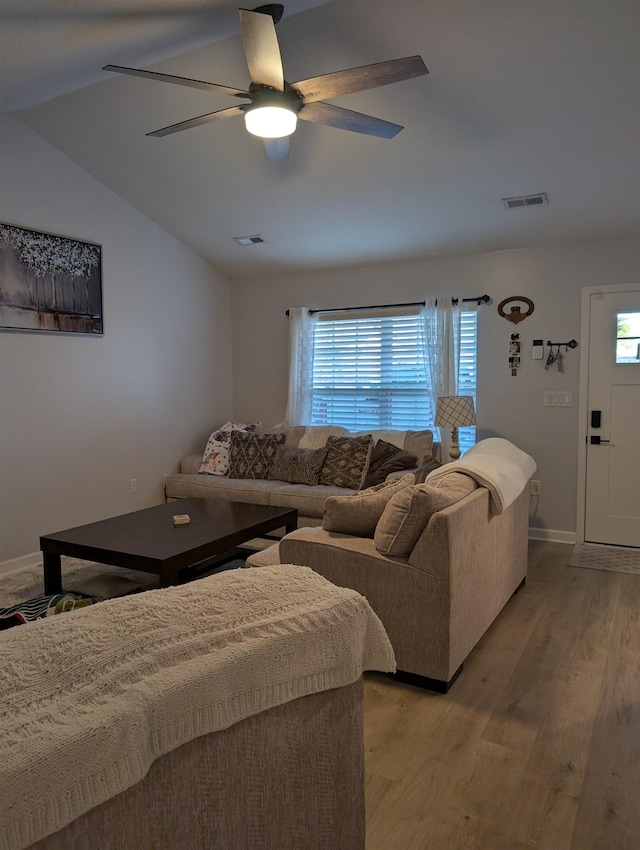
xmin=502 ymin=192 xmax=549 ymax=210
xmin=233 ymin=234 xmax=265 ymax=246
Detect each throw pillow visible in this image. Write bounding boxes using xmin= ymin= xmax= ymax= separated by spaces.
xmin=319 ymin=434 xmax=373 ymax=489
xmin=268 ymin=445 xmax=328 ymax=485
xmin=362 ymin=439 xmax=418 ymax=489
xmin=414 ymin=455 xmax=442 ymax=484
xmin=227 ymin=431 xmax=285 ymax=479
xmin=374 ymin=472 xmax=477 ymax=557
xmin=323 ymin=473 xmax=415 ymax=537
xmin=198 ymin=421 xmax=261 ymax=476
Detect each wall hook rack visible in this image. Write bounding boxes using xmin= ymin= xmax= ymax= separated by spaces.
xmin=544 ymin=339 xmax=577 ymax=373
xmin=546 ymin=339 xmax=578 ymax=350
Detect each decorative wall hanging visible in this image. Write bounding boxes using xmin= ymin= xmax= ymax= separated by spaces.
xmin=497 ymin=296 xmax=535 ymax=324
xmin=508 ymin=333 xmax=522 ymax=376
xmin=544 ymin=339 xmax=578 ymax=372
xmin=0 ymin=223 xmax=103 ymax=335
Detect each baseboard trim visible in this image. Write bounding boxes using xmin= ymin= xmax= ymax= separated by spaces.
xmin=0 ymin=551 xmax=42 ymax=576
xmin=529 ymin=527 xmax=576 ymax=545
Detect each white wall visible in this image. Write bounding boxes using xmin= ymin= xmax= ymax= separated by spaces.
xmin=0 ymin=114 xmax=233 ymax=564
xmin=230 ymin=237 xmax=640 ymax=541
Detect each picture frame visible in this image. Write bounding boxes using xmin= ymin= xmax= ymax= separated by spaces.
xmin=0 ymin=222 xmax=103 ymax=334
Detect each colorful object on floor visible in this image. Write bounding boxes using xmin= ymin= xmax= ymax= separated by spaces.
xmin=0 ymin=594 xmax=96 ymax=629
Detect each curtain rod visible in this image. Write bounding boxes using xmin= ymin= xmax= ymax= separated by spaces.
xmin=285 ymin=295 xmax=491 ymax=317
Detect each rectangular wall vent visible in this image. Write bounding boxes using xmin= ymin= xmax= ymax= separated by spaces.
xmin=502 ymin=192 xmax=549 ymax=210
xmin=233 ymin=234 xmax=265 ymax=246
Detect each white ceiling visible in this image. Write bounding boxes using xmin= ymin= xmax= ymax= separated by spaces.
xmin=2 ymin=0 xmax=639 ymax=279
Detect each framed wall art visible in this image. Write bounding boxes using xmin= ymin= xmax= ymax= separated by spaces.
xmin=0 ymin=222 xmax=103 ymax=334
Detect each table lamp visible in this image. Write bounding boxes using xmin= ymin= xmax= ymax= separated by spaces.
xmin=435 ymin=395 xmax=476 ymax=460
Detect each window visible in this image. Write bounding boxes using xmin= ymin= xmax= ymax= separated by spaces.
xmin=616 ymin=312 xmax=640 ymax=364
xmin=310 ymin=309 xmax=477 ymax=451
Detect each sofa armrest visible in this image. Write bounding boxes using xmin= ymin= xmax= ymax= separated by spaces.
xmin=278 ymin=527 xmax=452 ymax=680
xmin=408 ymin=486 xmax=529 ymax=677
xmin=180 ymin=454 xmax=202 ymax=474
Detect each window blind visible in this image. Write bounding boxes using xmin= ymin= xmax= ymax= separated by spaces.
xmin=311 ymin=310 xmax=478 ymax=448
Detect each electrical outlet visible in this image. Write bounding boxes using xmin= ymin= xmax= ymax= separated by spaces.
xmin=130 ymin=478 xmax=138 ymax=494
xmin=530 ymin=480 xmax=541 ymax=496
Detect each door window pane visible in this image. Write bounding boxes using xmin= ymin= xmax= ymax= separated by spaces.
xmin=616 ymin=312 xmax=640 ymax=363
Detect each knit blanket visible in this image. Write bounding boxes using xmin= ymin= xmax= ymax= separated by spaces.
xmin=0 ymin=564 xmax=395 ymax=850
xmin=426 ymin=437 xmax=536 ymax=513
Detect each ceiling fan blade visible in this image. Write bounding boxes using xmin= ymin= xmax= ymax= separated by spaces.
xmin=147 ymin=105 xmax=246 ymax=138
xmin=239 ymin=9 xmax=284 ymax=90
xmin=293 ymin=56 xmax=428 ymax=104
xmin=298 ymin=101 xmax=403 ymax=139
xmin=263 ymin=138 xmax=290 ymax=160
xmin=103 ymin=65 xmax=249 ymax=98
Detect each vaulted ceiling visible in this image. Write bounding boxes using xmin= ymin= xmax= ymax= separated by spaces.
xmin=1 ymin=1 xmax=639 ymax=278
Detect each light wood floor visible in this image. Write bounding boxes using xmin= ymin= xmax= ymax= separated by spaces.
xmin=363 ymin=541 xmax=640 ymax=849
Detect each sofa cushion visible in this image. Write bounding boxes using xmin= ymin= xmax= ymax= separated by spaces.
xmin=319 ymin=434 xmax=373 ymax=489
xmin=228 ymin=431 xmax=285 ymax=479
xmin=298 ymin=425 xmax=349 ymax=449
xmin=374 ymin=472 xmax=477 ymax=557
xmin=352 ymin=429 xmax=407 ymax=450
xmin=262 ymin=425 xmax=307 ymax=448
xmin=269 ymin=482 xmax=356 ymax=517
xmin=164 ymin=473 xmax=279 ymax=505
xmin=323 ymin=473 xmax=415 ymax=537
xmin=404 ymin=429 xmax=435 ymax=463
xmin=268 ymin=445 xmax=328 ymax=485
xmin=198 ymin=422 xmax=262 ymax=476
xmin=361 ymin=440 xmax=418 ymax=489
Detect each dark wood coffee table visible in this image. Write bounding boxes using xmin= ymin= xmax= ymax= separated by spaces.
xmin=40 ymin=498 xmax=297 ymax=595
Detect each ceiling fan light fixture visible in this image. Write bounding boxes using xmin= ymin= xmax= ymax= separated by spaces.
xmin=244 ymin=104 xmax=297 ymax=138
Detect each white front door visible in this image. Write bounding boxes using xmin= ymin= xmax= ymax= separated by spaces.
xmin=584 ymin=287 xmax=640 ymax=547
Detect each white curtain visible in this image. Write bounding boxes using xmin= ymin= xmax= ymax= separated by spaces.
xmin=282 ymin=307 xmax=317 ymax=427
xmin=419 ymin=296 xmax=463 ymax=447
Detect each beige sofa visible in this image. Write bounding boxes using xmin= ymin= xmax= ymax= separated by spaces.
xmin=247 ymin=439 xmax=535 ymax=692
xmin=164 ymin=425 xmax=438 ymax=527
xmin=1 ymin=565 xmax=395 ymax=850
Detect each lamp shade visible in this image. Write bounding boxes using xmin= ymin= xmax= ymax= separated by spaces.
xmin=435 ymin=395 xmax=476 ymax=428
xmin=244 ymin=105 xmax=298 ymax=139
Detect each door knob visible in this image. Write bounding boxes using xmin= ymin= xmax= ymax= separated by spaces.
xmin=590 ymin=436 xmax=611 ymax=445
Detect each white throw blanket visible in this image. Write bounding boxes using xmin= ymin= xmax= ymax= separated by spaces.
xmin=0 ymin=565 xmax=395 ymax=850
xmin=425 ymin=437 xmax=536 ymax=513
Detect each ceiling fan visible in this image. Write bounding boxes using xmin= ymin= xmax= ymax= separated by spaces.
xmin=103 ymin=3 xmax=428 ymax=160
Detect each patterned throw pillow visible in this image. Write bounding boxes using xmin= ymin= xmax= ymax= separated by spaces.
xmin=228 ymin=432 xmax=286 ymax=479
xmin=361 ymin=439 xmax=418 ymax=489
xmin=269 ymin=445 xmax=328 ymax=485
xmin=319 ymin=434 xmax=373 ymax=489
xmin=198 ymin=422 xmax=261 ymax=476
